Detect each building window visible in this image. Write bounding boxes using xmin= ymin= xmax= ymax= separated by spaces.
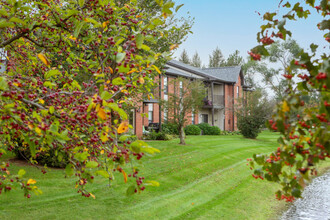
xmin=148 ymin=104 xmax=153 ymax=123
xmin=237 ymin=86 xmax=239 ymax=97
xmin=201 ymin=114 xmax=208 ymax=123
xmin=164 ymin=94 xmax=168 ymax=101
xmin=192 ymin=112 xmax=195 ymax=124
xmin=164 ymin=110 xmax=167 ymax=121
xmin=228 ymin=119 xmax=231 ymax=125
xmin=179 ymin=81 xmax=183 ymax=97
xmin=164 ymin=77 xmax=168 ymax=94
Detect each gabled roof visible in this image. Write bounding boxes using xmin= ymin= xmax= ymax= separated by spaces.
xmin=202 ymin=66 xmax=242 ymax=84
xmin=166 ymin=60 xmax=243 ymax=84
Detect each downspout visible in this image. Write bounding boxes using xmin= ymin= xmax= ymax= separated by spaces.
xmin=232 ymin=83 xmax=235 ymax=131
xmin=159 ymin=74 xmax=162 ymax=131
xmin=223 ymin=83 xmax=226 ymax=130
xmin=211 ymin=81 xmax=214 ymax=126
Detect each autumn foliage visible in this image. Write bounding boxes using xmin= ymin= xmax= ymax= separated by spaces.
xmin=0 ymin=0 xmax=184 ymax=198
xmin=248 ymin=0 xmax=329 ymax=201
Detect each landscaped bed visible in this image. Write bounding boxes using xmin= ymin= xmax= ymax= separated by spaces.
xmin=0 ymin=131 xmax=329 ymax=220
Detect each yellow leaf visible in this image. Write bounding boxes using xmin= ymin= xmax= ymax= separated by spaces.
xmin=127 ymin=69 xmax=136 ymax=75
xmin=35 ymin=127 xmax=42 ymax=135
xmin=139 ymin=77 xmax=145 ymax=84
xmin=121 ymin=169 xmax=128 ymax=183
xmin=39 ymin=99 xmax=45 ymax=104
xmin=163 ymin=13 xmax=168 ymax=19
xmin=100 ymin=150 xmax=104 ymax=155
xmin=37 ymin=53 xmax=50 ymax=66
xmin=97 ymin=108 xmax=107 ymax=120
xmin=109 ymin=66 xmax=113 ymax=74
xmin=27 ymin=179 xmax=37 ymax=185
xmin=106 ymin=80 xmax=111 ymax=84
xmin=95 ymin=104 xmax=100 ymax=112
xmin=152 ymin=65 xmax=161 ymax=74
xmin=6 ymin=170 xmax=10 ymax=175
xmin=282 ymin=101 xmax=290 ymax=112
xmin=100 ymin=134 xmax=108 ymax=143
xmin=69 ymin=35 xmax=76 ymax=40
xmin=28 ymin=124 xmax=34 ymax=130
xmin=170 ymin=44 xmax=179 ymax=50
xmin=102 ymin=21 xmax=108 ymax=28
xmin=121 ymin=89 xmax=128 ymax=93
xmin=90 ymin=193 xmax=96 ymax=199
xmin=117 ymin=121 xmax=129 ymax=134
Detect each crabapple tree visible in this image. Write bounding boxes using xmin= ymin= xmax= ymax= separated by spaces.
xmin=0 ymin=0 xmax=187 ymax=198
xmin=248 ymin=0 xmax=329 ymax=202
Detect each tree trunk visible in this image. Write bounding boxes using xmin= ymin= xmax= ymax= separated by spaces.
xmin=179 ymin=125 xmax=186 ymax=145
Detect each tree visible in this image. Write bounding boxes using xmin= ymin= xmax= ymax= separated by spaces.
xmin=161 ymin=77 xmax=205 ymax=145
xmin=223 ymin=50 xmax=244 ymax=67
xmin=208 ymin=47 xmax=225 ymax=68
xmin=178 ymin=49 xmax=190 ymax=64
xmin=0 ymin=0 xmax=189 ymax=198
xmin=236 ymin=88 xmax=274 ymax=139
xmin=248 ymin=0 xmax=329 ymax=202
xmin=248 ymin=39 xmax=303 ymax=100
xmin=191 ymin=51 xmax=202 ymax=67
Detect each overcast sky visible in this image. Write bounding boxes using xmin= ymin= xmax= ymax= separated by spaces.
xmin=172 ymin=0 xmax=328 ymax=66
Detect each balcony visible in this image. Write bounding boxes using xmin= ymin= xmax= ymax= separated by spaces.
xmin=203 ymin=95 xmax=224 ymax=109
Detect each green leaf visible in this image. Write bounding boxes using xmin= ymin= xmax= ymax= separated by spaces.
xmin=116 ymin=52 xmax=126 ymax=63
xmin=126 ymin=185 xmax=136 ymax=196
xmin=0 ymin=19 xmax=14 ymax=28
xmin=101 ymin=91 xmax=112 ymax=100
xmin=65 ymin=164 xmax=75 ymax=176
xmin=175 ymin=4 xmax=184 ymax=12
xmin=292 ymin=188 xmax=301 ymax=198
xmin=49 ymin=106 xmax=55 ymax=114
xmin=278 ymin=19 xmax=286 ymax=30
xmin=84 ymin=18 xmax=101 ymax=27
xmin=44 ymin=69 xmax=61 ymax=79
xmin=86 ymin=161 xmax=98 ymax=168
xmin=319 ymin=19 xmax=330 ymax=30
xmin=119 ymin=135 xmax=129 ymax=142
xmin=112 ymin=77 xmax=123 ymax=85
xmin=141 ymin=45 xmax=150 ymax=51
xmin=263 ymin=12 xmax=276 ymax=21
xmin=74 ymin=21 xmax=85 ymax=38
xmin=78 ymin=0 xmax=85 ymax=7
xmin=18 ymin=169 xmax=26 ymax=177
xmin=9 ymin=17 xmax=26 ymax=25
xmin=95 ymin=170 xmax=110 ymax=178
xmin=136 ymin=34 xmax=144 ymax=49
xmin=0 ymin=77 xmax=8 ymax=91
xmin=115 ymin=38 xmax=125 ymax=46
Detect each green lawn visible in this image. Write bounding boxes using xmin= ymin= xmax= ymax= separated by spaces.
xmin=0 ymin=131 xmax=328 ymax=220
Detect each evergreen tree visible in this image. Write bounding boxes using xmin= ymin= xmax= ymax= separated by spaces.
xmin=208 ymin=47 xmax=225 ymax=68
xmin=179 ymin=49 xmax=190 ymax=64
xmin=224 ymin=50 xmax=244 ymax=66
xmin=191 ymin=51 xmax=202 ymax=67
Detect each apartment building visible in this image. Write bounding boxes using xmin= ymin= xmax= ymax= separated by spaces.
xmin=133 ymin=60 xmax=251 ymax=138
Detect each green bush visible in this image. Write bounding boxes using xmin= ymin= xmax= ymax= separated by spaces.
xmin=196 ymin=123 xmax=211 ymax=135
xmin=237 ymin=115 xmax=261 ymax=139
xmin=208 ymin=126 xmax=221 ymax=135
xmin=144 ymin=131 xmax=174 ymax=141
xmin=161 ymin=123 xmax=179 ymax=135
xmin=13 ymin=140 xmax=69 ymax=168
xmin=196 ymin=123 xmax=220 ymax=135
xmin=184 ymin=125 xmax=201 ymax=135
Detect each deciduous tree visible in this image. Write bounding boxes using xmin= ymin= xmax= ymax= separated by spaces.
xmin=248 ymin=0 xmax=329 ymax=202
xmin=161 ymin=77 xmax=205 ymax=145
xmin=0 ymin=0 xmax=189 ymax=198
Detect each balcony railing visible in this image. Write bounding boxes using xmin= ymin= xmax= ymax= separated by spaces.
xmin=203 ymin=95 xmax=224 ymax=109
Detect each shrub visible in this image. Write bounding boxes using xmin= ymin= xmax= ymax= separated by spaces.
xmin=208 ymin=126 xmax=221 ymax=135
xmin=161 ymin=123 xmax=179 ymax=135
xmin=156 ymin=132 xmax=174 ymax=141
xmin=237 ymin=115 xmax=261 ymax=139
xmin=196 ymin=123 xmax=211 ymax=135
xmin=197 ymin=123 xmax=220 ymax=135
xmin=184 ymin=125 xmax=201 ymax=135
xmin=13 ymin=140 xmax=69 ymax=168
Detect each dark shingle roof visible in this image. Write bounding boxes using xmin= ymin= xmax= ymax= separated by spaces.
xmin=202 ymin=66 xmax=242 ymax=83
xmin=165 ymin=67 xmax=203 ymax=79
xmin=166 ymin=60 xmax=242 ymax=84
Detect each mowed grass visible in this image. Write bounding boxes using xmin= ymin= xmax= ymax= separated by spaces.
xmin=0 ymin=131 xmax=328 ymax=220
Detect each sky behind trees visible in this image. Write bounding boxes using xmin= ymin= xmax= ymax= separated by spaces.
xmin=173 ymin=0 xmax=328 ymax=65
